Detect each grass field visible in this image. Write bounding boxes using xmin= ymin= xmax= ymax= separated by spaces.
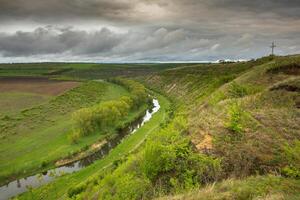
xmin=0 ymin=92 xmax=49 ymax=115
xmin=0 ymin=63 xmax=194 ymax=80
xmin=17 ymin=93 xmax=170 ymax=200
xmin=0 ymin=79 xmax=148 ymax=185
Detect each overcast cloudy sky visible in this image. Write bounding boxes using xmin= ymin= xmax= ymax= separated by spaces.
xmin=0 ymin=0 xmax=299 ymax=62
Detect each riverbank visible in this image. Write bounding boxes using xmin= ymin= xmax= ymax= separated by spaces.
xmin=16 ymin=92 xmax=170 ymax=200
xmin=0 ymin=80 xmax=149 ymax=186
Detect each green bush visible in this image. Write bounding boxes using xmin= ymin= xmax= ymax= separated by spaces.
xmin=282 ymin=140 xmax=300 ymax=178
xmin=68 ymin=131 xmax=80 ymax=144
xmin=67 ymin=182 xmax=87 ymax=198
xmin=72 ymin=108 xmax=95 ymax=136
xmin=225 ymin=103 xmax=244 ymax=137
xmin=97 ymin=173 xmax=151 ymax=200
xmin=228 ymin=82 xmax=261 ymax=98
xmin=228 ymin=82 xmax=248 ymax=98
xmin=40 ymin=160 xmax=48 ymax=168
xmin=141 ymin=116 xmax=220 ymax=193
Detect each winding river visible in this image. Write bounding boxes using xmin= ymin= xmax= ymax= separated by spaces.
xmin=0 ymin=99 xmax=160 ymax=200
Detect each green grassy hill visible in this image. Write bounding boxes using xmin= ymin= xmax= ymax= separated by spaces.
xmin=143 ymin=55 xmax=300 ymax=176
xmin=9 ymin=55 xmax=300 ymax=200
xmin=141 ymin=55 xmax=300 ymax=199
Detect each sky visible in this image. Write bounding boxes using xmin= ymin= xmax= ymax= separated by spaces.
xmin=0 ymin=0 xmax=299 ymax=62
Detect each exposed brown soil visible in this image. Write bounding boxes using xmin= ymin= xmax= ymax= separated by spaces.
xmin=271 ymin=84 xmax=300 ymax=92
xmin=195 ymin=134 xmax=213 ymax=152
xmin=267 ymin=63 xmax=300 ymax=75
xmin=0 ymin=77 xmax=80 ymax=96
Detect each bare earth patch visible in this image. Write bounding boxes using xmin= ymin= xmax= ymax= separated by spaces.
xmin=195 ymin=134 xmax=213 ymax=152
xmin=0 ymin=77 xmax=80 ymax=96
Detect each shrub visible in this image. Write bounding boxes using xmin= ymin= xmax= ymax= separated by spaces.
xmin=228 ymin=82 xmax=248 ymax=98
xmin=142 ymin=138 xmax=177 ymax=182
xmin=225 ymin=103 xmax=244 ymax=138
xmin=72 ymin=108 xmax=95 ymax=136
xmin=68 ymin=131 xmax=80 ymax=144
xmin=282 ymin=140 xmax=300 ymax=178
xmin=67 ymin=182 xmax=87 ymax=198
xmin=97 ymin=173 xmax=151 ymax=200
xmin=141 ymin=116 xmax=221 ymax=193
xmin=209 ymin=91 xmax=226 ymax=105
xmin=40 ymin=160 xmax=48 ymax=168
xmin=228 ymin=82 xmax=261 ymax=99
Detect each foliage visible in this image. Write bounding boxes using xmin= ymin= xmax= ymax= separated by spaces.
xmin=72 ymin=108 xmax=95 ymax=136
xmin=142 ymin=119 xmax=220 ymax=194
xmin=96 ymin=173 xmax=152 ymax=200
xmin=71 ymin=78 xmax=149 ymax=139
xmin=228 ymin=81 xmax=261 ymax=98
xmin=71 ymin=115 xmax=221 ymax=199
xmin=109 ymin=77 xmax=148 ymax=107
xmin=225 ymin=103 xmax=244 ymax=137
xmin=282 ymin=140 xmax=300 ymax=178
xmin=68 ymin=130 xmax=80 ymax=144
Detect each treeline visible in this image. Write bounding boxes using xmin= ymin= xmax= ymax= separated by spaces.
xmin=108 ymin=78 xmax=148 ymax=108
xmin=70 ymin=79 xmax=149 ymax=143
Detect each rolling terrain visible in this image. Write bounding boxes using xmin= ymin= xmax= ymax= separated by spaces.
xmin=0 ymin=55 xmax=299 ymax=200
xmin=142 ymin=55 xmax=300 ymax=199
xmin=0 ymin=63 xmax=191 ymax=80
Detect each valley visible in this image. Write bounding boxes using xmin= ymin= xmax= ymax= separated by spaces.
xmin=0 ymin=55 xmax=299 ymax=200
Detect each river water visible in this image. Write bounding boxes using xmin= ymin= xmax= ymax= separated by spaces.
xmin=0 ymin=99 xmax=160 ymax=200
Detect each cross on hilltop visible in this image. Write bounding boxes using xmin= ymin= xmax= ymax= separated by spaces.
xmin=270 ymin=42 xmax=276 ymax=56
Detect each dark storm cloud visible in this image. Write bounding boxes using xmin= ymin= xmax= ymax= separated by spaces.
xmin=1 ymin=0 xmax=299 ymax=23
xmin=0 ymin=0 xmax=136 ymax=22
xmin=0 ymin=26 xmax=124 ymax=56
xmin=205 ymin=0 xmax=300 ymax=18
xmin=0 ymin=0 xmax=299 ymax=62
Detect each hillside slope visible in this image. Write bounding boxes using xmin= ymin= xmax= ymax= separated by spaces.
xmin=142 ymin=55 xmax=300 ymax=199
